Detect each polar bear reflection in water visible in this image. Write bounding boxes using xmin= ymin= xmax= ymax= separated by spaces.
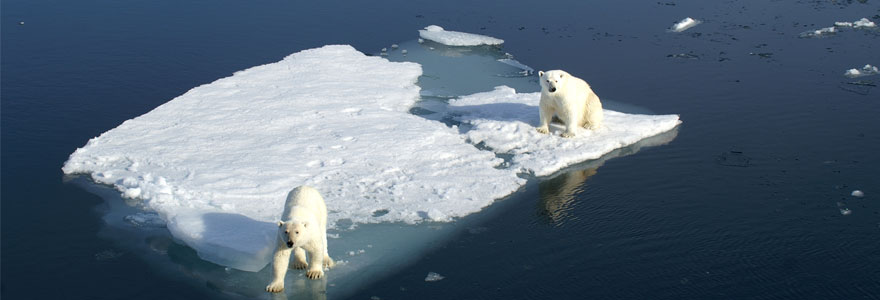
xmin=537 ymin=126 xmax=680 ymax=224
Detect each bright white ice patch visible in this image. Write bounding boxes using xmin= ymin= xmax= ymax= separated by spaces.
xmin=844 ymin=64 xmax=879 ymax=78
xmin=669 ymin=17 xmax=701 ymax=32
xmin=801 ymin=17 xmax=877 ymax=38
xmin=449 ymin=86 xmax=681 ymax=176
xmin=62 ymin=45 xmax=524 ymax=271
xmin=418 ymin=25 xmax=504 ymax=46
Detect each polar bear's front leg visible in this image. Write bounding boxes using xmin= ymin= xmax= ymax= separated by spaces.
xmin=537 ymin=105 xmax=555 ymax=134
xmin=266 ymin=247 xmax=292 ymax=293
xmin=293 ymin=247 xmax=308 ymax=269
xmin=305 ymin=245 xmax=325 ymax=279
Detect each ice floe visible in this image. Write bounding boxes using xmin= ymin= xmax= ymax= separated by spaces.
xmin=852 ymin=190 xmax=865 ymax=197
xmin=801 ymin=17 xmax=877 ymax=38
xmin=424 ymin=272 xmax=445 ymax=282
xmin=63 ymin=45 xmax=524 ymax=271
xmin=418 ymin=25 xmax=504 ymax=46
xmin=449 ymin=86 xmax=681 ymax=176
xmin=669 ymin=17 xmax=701 ymax=32
xmin=844 ymin=64 xmax=879 ymax=78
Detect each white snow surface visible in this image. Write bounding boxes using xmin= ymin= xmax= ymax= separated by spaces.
xmin=844 ymin=64 xmax=879 ymax=78
xmin=418 ymin=25 xmax=504 ymax=46
xmin=62 ymin=45 xmax=525 ymax=271
xmin=669 ymin=17 xmax=701 ymax=32
xmin=449 ymin=86 xmax=681 ymax=176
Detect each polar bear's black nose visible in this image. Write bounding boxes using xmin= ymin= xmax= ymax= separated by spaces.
xmin=287 ymin=241 xmax=294 ymax=248
xmin=549 ymin=87 xmax=556 ymax=93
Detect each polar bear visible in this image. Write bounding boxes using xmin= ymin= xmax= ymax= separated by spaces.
xmin=266 ymin=186 xmax=335 ymax=293
xmin=536 ymin=70 xmax=604 ymax=138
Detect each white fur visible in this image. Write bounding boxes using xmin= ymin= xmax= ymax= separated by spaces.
xmin=536 ymin=70 xmax=604 ymax=138
xmin=266 ymin=186 xmax=334 ymax=293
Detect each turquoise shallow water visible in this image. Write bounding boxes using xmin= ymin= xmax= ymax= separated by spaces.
xmin=3 ymin=0 xmax=880 ymax=299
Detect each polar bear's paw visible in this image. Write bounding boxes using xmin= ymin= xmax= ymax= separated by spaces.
xmin=561 ymin=131 xmax=577 ymax=138
xmin=292 ymin=260 xmax=308 ymax=269
xmin=306 ymin=269 xmax=324 ymax=280
xmin=536 ymin=126 xmax=549 ymax=134
xmin=266 ymin=281 xmax=284 ymax=293
xmin=323 ymin=256 xmax=335 ymax=268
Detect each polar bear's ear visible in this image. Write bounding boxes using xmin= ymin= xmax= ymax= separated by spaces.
xmin=538 ymin=71 xmax=544 ymax=77
xmin=277 ymin=221 xmax=284 ymax=227
xmin=303 ymin=222 xmax=309 ymax=228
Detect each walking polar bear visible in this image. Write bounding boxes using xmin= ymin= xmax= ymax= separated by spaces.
xmin=536 ymin=70 xmax=604 ymax=138
xmin=266 ymin=186 xmax=335 ymax=293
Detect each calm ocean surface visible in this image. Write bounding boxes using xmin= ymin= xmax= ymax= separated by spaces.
xmin=3 ymin=0 xmax=879 ymax=299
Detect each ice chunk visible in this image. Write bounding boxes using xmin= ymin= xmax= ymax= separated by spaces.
xmin=802 ymin=17 xmax=876 ymax=38
xmin=424 ymin=272 xmax=445 ymax=282
xmin=449 ymin=86 xmax=681 ymax=176
xmin=853 ymin=17 xmax=876 ymax=28
xmin=669 ymin=17 xmax=701 ymax=32
xmin=63 ymin=45 xmax=524 ymax=271
xmin=799 ymin=26 xmax=837 ymax=38
xmin=844 ymin=64 xmax=879 ymax=78
xmin=418 ymin=25 xmax=504 ymax=46
xmin=852 ymin=190 xmax=864 ymax=197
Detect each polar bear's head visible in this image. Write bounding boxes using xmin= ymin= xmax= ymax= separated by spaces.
xmin=538 ymin=70 xmax=568 ymax=93
xmin=277 ymin=220 xmax=311 ymax=248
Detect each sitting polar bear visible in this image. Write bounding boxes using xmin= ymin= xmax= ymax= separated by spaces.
xmin=536 ymin=70 xmax=604 ymax=138
xmin=266 ymin=186 xmax=335 ymax=293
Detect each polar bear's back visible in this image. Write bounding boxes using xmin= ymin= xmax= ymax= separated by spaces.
xmin=281 ymin=186 xmax=327 ymax=223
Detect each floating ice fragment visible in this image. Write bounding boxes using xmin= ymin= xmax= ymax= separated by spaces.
xmin=852 ymin=190 xmax=865 ymax=197
xmin=418 ymin=25 xmax=504 ymax=46
xmin=840 ymin=208 xmax=852 ymax=215
xmin=391 ymin=44 xmax=399 ymax=49
xmin=799 ymin=26 xmax=837 ymax=38
xmin=853 ymin=18 xmax=876 ymax=28
xmin=401 ymin=49 xmax=408 ymax=54
xmin=835 ymin=22 xmax=854 ymax=27
xmin=667 ymin=53 xmax=699 ymax=59
xmin=425 ymin=272 xmax=445 ymax=282
xmin=844 ymin=64 xmax=879 ymax=78
xmin=669 ymin=17 xmax=701 ymax=32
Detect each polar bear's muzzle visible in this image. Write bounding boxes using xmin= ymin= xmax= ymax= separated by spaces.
xmin=548 ymin=87 xmax=557 ymax=93
xmin=287 ymin=241 xmax=294 ymax=248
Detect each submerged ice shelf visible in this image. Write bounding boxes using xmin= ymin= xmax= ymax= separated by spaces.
xmin=63 ymin=26 xmax=680 ymax=297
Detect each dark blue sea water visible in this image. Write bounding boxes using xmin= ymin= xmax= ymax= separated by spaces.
xmin=3 ymin=0 xmax=880 ymax=299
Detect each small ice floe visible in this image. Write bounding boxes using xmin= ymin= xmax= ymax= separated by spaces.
xmin=19 ymin=21 xmax=24 ymax=25
xmin=844 ymin=64 xmax=879 ymax=78
xmin=852 ymin=190 xmax=865 ymax=197
xmin=802 ymin=18 xmax=876 ymax=38
xmin=669 ymin=17 xmax=701 ymax=33
xmin=853 ymin=18 xmax=877 ymax=28
xmin=391 ymin=44 xmax=399 ymax=49
xmin=418 ymin=25 xmax=504 ymax=46
xmin=667 ymin=53 xmax=699 ymax=59
xmin=840 ymin=208 xmax=852 ymax=215
xmin=799 ymin=26 xmax=837 ymax=38
xmin=424 ymin=272 xmax=445 ymax=282
xmin=401 ymin=49 xmax=408 ymax=55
